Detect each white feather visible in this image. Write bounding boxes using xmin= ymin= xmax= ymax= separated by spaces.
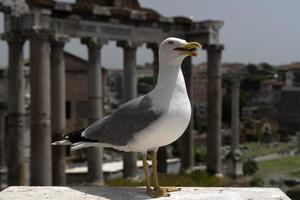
xmin=71 ymin=142 xmax=98 ymax=151
xmin=52 ymin=140 xmax=72 ymax=145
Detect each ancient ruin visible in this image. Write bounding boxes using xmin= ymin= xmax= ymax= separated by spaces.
xmin=0 ymin=0 xmax=223 ymax=185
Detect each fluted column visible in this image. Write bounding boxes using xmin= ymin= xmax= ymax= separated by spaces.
xmin=117 ymin=41 xmax=141 ymax=178
xmin=205 ymin=44 xmax=224 ymax=175
xmin=5 ymin=33 xmax=27 ymax=185
xmin=51 ymin=36 xmax=68 ymax=186
xmin=81 ymin=37 xmax=106 ymax=184
xmin=180 ymin=56 xmax=194 ymax=172
xmin=30 ymin=31 xmax=52 ymax=185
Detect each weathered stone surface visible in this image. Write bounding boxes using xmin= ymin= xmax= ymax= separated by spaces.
xmin=0 ymin=186 xmax=290 ymax=200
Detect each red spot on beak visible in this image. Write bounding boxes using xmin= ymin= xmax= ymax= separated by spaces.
xmin=191 ymin=51 xmax=198 ymax=57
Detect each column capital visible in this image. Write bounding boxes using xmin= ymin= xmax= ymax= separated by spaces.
xmin=203 ymin=44 xmax=224 ymax=51
xmin=117 ymin=40 xmax=142 ymax=50
xmin=1 ymin=32 xmax=26 ymax=45
xmin=81 ymin=37 xmax=107 ymax=48
xmin=51 ymin=34 xmax=69 ymax=47
xmin=28 ymin=30 xmax=51 ymax=41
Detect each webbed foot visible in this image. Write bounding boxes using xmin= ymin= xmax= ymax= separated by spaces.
xmin=156 ymin=186 xmax=181 ymax=193
xmin=146 ymin=187 xmax=170 ymax=198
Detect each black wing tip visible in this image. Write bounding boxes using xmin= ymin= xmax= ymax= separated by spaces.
xmin=63 ymin=128 xmax=98 ymax=143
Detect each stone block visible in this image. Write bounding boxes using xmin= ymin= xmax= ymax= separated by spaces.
xmin=0 ymin=186 xmax=291 ymax=200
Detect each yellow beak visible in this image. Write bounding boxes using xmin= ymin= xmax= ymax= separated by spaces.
xmin=174 ymin=42 xmax=202 ymax=57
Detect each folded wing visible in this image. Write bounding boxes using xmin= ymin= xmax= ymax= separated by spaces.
xmin=83 ymin=95 xmax=163 ymax=146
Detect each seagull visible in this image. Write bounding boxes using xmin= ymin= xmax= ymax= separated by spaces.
xmin=53 ymin=37 xmax=201 ymax=198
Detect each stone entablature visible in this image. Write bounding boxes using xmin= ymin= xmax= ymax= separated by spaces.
xmin=1 ymin=0 xmax=223 ymax=46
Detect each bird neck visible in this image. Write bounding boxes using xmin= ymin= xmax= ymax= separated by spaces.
xmin=150 ymin=57 xmax=187 ymax=109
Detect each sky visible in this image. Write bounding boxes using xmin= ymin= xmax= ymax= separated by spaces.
xmin=0 ymin=0 xmax=300 ymax=69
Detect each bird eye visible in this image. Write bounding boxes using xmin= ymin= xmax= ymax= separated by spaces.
xmin=167 ymin=41 xmax=174 ymax=45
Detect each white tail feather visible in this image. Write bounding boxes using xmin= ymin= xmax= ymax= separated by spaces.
xmin=71 ymin=142 xmax=98 ymax=151
xmin=52 ymin=140 xmax=72 ymax=145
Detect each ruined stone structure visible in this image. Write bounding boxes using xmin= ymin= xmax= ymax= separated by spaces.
xmin=277 ymin=63 xmax=300 ymax=134
xmin=0 ymin=0 xmax=224 ymax=185
xmin=250 ymin=63 xmax=300 ymax=135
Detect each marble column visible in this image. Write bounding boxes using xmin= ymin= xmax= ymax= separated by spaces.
xmin=81 ymin=37 xmax=106 ymax=184
xmin=117 ymin=41 xmax=141 ymax=178
xmin=50 ymin=36 xmax=68 ymax=186
xmin=5 ymin=33 xmax=27 ymax=186
xmin=205 ymin=44 xmax=224 ymax=175
xmin=147 ymin=43 xmax=167 ymax=173
xmin=30 ymin=32 xmax=52 ymax=185
xmin=180 ymin=56 xmax=194 ymax=172
xmin=228 ymin=75 xmax=243 ymax=178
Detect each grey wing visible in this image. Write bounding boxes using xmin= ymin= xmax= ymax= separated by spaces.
xmin=83 ymin=95 xmax=163 ymax=146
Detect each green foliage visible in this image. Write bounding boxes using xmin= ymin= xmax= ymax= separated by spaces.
xmin=189 ymin=170 xmax=221 ymax=186
xmin=245 ymin=133 xmax=259 ymax=142
xmin=194 ymin=118 xmax=206 ymax=132
xmin=241 ymin=63 xmax=275 ymax=94
xmin=242 ymin=119 xmax=259 ymax=142
xmin=241 ymin=76 xmax=264 ymax=93
xmin=242 ymin=141 xmax=296 ymax=159
xmin=250 ymin=175 xmax=264 ymax=187
xmin=260 ymin=63 xmax=274 ymax=75
xmin=194 ymin=146 xmax=207 ymax=163
xmin=106 ymin=170 xmax=225 ymax=187
xmin=290 ymin=169 xmax=300 ymax=178
xmin=243 ymin=159 xmax=258 ymax=175
xmin=258 ymin=156 xmax=300 ymax=178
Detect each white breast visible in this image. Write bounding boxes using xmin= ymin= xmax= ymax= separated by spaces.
xmin=127 ymin=69 xmax=191 ymax=152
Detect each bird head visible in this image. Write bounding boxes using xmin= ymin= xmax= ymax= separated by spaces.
xmin=159 ymin=37 xmax=202 ymax=62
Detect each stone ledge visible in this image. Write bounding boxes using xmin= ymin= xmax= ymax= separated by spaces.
xmin=0 ymin=186 xmax=291 ymax=200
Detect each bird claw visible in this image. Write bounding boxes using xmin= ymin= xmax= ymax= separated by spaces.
xmin=146 ymin=187 xmax=170 ymax=198
xmin=158 ymin=186 xmax=181 ymax=192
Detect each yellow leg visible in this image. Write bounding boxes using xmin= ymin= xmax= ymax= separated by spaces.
xmin=152 ymin=148 xmax=160 ymax=190
xmin=142 ymin=154 xmax=151 ymax=190
xmin=143 ymin=153 xmax=169 ymax=198
xmin=152 ymin=148 xmax=181 ymax=193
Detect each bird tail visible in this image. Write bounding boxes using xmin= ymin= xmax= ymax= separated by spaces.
xmin=52 ymin=128 xmax=86 ymax=147
xmin=52 ymin=140 xmax=72 ymax=145
xmin=71 ymin=142 xmax=99 ymax=151
xmin=52 ymin=128 xmax=99 ymax=151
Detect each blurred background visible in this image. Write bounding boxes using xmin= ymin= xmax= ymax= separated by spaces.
xmin=0 ymin=0 xmax=299 ymax=199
